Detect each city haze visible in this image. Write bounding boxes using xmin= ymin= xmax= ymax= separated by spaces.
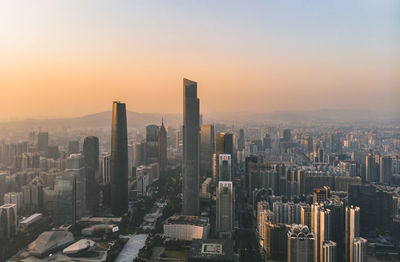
xmin=1 ymin=0 xmax=399 ymax=121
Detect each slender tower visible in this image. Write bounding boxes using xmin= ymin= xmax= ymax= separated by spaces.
xmin=158 ymin=119 xmax=168 ymax=173
xmin=182 ymin=78 xmax=200 ymax=215
xmin=83 ymin=136 xmax=99 ymax=215
xmin=110 ymin=101 xmax=128 ymax=216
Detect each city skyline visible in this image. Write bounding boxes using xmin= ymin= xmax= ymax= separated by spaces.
xmin=1 ymin=1 xmax=399 ymax=121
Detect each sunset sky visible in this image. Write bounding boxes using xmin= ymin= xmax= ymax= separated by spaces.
xmin=0 ymin=0 xmax=399 ymax=121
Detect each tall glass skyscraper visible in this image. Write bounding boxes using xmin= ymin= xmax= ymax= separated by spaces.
xmin=110 ymin=101 xmax=128 ymax=216
xmin=182 ymin=79 xmax=200 ymax=216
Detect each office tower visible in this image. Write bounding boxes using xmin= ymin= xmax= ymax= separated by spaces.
xmin=133 ymin=141 xmax=146 ymax=167
xmin=287 ymin=224 xmax=314 ymax=262
xmin=352 ymin=237 xmax=367 ymax=262
xmin=312 ymin=203 xmax=331 ymax=262
xmin=348 ymin=184 xmax=376 ymax=235
xmin=182 ymin=79 xmax=200 ymax=216
xmin=37 ymin=132 xmax=48 ymax=156
xmin=0 ymin=204 xmax=17 ymax=239
xmin=215 ymin=132 xmax=234 ymax=182
xmin=99 ymin=153 xmax=111 ymax=185
xmin=305 ymin=136 xmax=314 ymax=153
xmin=322 ymin=240 xmax=336 ymax=262
xmin=301 ymin=205 xmax=312 ymax=228
xmin=318 ymin=148 xmax=324 ymax=163
xmin=66 ymin=154 xmax=86 ymax=220
xmin=216 ymin=181 xmax=234 ymax=239
xmin=83 ymin=136 xmax=99 ymax=215
xmin=47 ymin=145 xmax=59 ymax=160
xmin=128 ymin=143 xmax=133 ymax=178
xmin=68 ymin=140 xmax=79 ymax=155
xmin=218 ymin=154 xmax=232 ymax=182
xmin=263 ymin=133 xmax=272 ymax=150
xmin=110 ymin=101 xmax=128 ymax=216
xmin=3 ymin=192 xmax=23 ymax=212
xmin=366 ymin=153 xmax=377 ymax=182
xmin=200 ymin=124 xmax=215 ymax=178
xmin=313 ymin=186 xmax=330 ymax=203
xmin=145 ymin=124 xmax=159 ymax=164
xmin=158 ymin=120 xmax=167 ymax=173
xmin=376 ymin=190 xmax=393 ymax=232
xmin=324 ymin=200 xmax=345 ymax=261
xmin=345 ymin=206 xmax=360 ymax=262
xmin=380 ymin=155 xmax=392 ymax=184
xmin=283 ymin=129 xmax=291 ymax=142
xmin=53 ymin=173 xmax=76 ymax=226
xmin=238 ymin=129 xmax=245 ymax=151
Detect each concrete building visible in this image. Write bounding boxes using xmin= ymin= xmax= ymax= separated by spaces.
xmin=3 ymin=192 xmax=23 ymax=212
xmin=352 ymin=237 xmax=367 ymax=262
xmin=0 ymin=204 xmax=17 ymax=239
xmin=216 ymin=181 xmax=234 ymax=239
xmin=287 ymin=224 xmax=314 ymax=262
xmin=345 ymin=206 xmax=360 ymax=262
xmin=200 ymin=124 xmax=215 ymax=178
xmin=218 ymin=154 xmax=232 ymax=182
xmin=182 ymin=79 xmax=200 ymax=216
xmin=110 ymin=101 xmax=128 ymax=216
xmin=322 ymin=240 xmax=336 ymax=262
xmin=164 ymin=215 xmax=209 ymax=241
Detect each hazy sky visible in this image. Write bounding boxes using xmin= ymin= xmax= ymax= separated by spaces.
xmin=0 ymin=0 xmax=399 ymax=121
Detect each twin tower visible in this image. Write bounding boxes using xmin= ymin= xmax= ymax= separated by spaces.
xmin=110 ymin=78 xmax=199 ymax=216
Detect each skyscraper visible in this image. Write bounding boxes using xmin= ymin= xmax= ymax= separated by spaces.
xmin=37 ymin=132 xmax=48 ymax=156
xmin=68 ymin=140 xmax=79 ymax=155
xmin=322 ymin=240 xmax=336 ymax=262
xmin=146 ymin=124 xmax=159 ymax=164
xmin=214 ymin=132 xmax=234 ymax=182
xmin=352 ymin=237 xmax=367 ymax=262
xmin=0 ymin=204 xmax=18 ymax=239
xmin=83 ymin=136 xmax=99 ymax=215
xmin=218 ymin=154 xmax=232 ymax=182
xmin=238 ymin=128 xmax=245 ymax=151
xmin=158 ymin=120 xmax=167 ymax=173
xmin=345 ymin=206 xmax=360 ymax=262
xmin=287 ymin=224 xmax=314 ymax=262
xmin=366 ymin=153 xmax=377 ymax=182
xmin=379 ymin=155 xmax=392 ymax=184
xmin=182 ymin=79 xmax=200 ymax=216
xmin=200 ymin=124 xmax=215 ymax=178
xmin=110 ymin=101 xmax=128 ymax=216
xmin=311 ymin=203 xmax=331 ymax=262
xmin=216 ymin=181 xmax=234 ymax=239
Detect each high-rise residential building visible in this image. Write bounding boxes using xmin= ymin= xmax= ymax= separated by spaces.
xmin=238 ymin=129 xmax=245 ymax=151
xmin=83 ymin=136 xmax=99 ymax=215
xmin=264 ymin=223 xmax=290 ymax=260
xmin=182 ymin=79 xmax=200 ymax=216
xmin=366 ymin=153 xmax=377 ymax=182
xmin=200 ymin=124 xmax=215 ymax=178
xmin=110 ymin=101 xmax=128 ymax=216
xmin=322 ymin=240 xmax=336 ymax=262
xmin=311 ymin=203 xmax=331 ymax=262
xmin=68 ymin=140 xmax=79 ymax=155
xmin=352 ymin=237 xmax=367 ymax=262
xmin=21 ymin=152 xmax=40 ymax=170
xmin=145 ymin=124 xmax=159 ymax=164
xmin=324 ymin=200 xmax=345 ymax=261
xmin=37 ymin=132 xmax=48 ymax=156
xmin=376 ymin=189 xmax=393 ymax=232
xmin=0 ymin=204 xmax=17 ymax=239
xmin=3 ymin=192 xmax=23 ymax=212
xmin=348 ymin=184 xmax=376 ymax=235
xmin=287 ymin=224 xmax=314 ymax=262
xmin=216 ymin=181 xmax=234 ymax=239
xmin=158 ymin=121 xmax=168 ymax=173
xmin=263 ymin=133 xmax=272 ymax=150
xmin=313 ymin=186 xmax=330 ymax=203
xmin=218 ymin=154 xmax=232 ymax=182
xmin=345 ymin=206 xmax=360 ymax=262
xmin=301 ymin=205 xmax=312 ymax=228
xmin=380 ymin=155 xmax=392 ymax=184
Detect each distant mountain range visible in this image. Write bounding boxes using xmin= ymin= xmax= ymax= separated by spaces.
xmin=0 ymin=109 xmax=398 ymax=129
